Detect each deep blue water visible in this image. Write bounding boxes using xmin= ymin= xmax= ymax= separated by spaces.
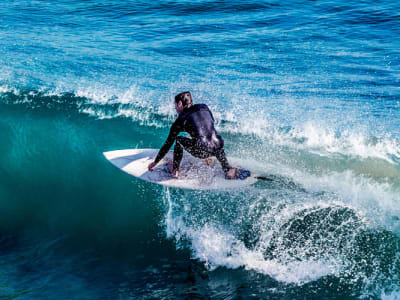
xmin=0 ymin=0 xmax=400 ymax=299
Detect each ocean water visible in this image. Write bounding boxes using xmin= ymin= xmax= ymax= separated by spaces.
xmin=0 ymin=0 xmax=400 ymax=298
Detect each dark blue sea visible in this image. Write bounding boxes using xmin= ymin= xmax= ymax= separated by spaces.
xmin=0 ymin=1 xmax=400 ymax=298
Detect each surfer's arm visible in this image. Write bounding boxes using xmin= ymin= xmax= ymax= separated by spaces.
xmin=153 ymin=121 xmax=181 ymax=166
xmin=205 ymin=104 xmax=215 ymax=122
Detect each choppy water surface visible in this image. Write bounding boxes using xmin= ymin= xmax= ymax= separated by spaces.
xmin=0 ymin=0 xmax=399 ymax=298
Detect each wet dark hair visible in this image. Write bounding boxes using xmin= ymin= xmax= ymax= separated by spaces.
xmin=174 ymin=91 xmax=192 ymax=108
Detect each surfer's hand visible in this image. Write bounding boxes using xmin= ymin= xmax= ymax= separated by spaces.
xmin=172 ymin=170 xmax=179 ymax=178
xmin=148 ymin=161 xmax=157 ymax=172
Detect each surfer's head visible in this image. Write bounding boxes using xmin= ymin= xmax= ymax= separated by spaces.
xmin=175 ymin=91 xmax=192 ymax=114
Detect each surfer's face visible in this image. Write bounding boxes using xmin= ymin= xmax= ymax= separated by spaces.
xmin=175 ymin=101 xmax=184 ymax=114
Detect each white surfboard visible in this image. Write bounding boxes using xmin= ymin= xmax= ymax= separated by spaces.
xmin=103 ymin=149 xmax=257 ymax=190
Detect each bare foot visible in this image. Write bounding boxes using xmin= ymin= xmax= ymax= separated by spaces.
xmin=225 ymin=168 xmax=238 ymax=180
xmin=168 ymin=161 xmax=179 ymax=178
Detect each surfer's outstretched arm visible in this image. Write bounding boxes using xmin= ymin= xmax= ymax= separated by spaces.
xmin=148 ymin=121 xmax=181 ymax=171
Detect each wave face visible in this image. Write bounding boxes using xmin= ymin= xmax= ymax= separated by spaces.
xmin=1 ymin=0 xmax=400 ymax=298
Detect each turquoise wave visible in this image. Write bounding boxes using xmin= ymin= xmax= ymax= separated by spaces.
xmin=0 ymin=89 xmax=399 ymax=297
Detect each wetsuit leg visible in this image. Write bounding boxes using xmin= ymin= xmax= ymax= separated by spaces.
xmin=173 ymin=137 xmax=185 ymax=172
xmin=173 ymin=137 xmax=209 ymax=171
xmin=210 ymin=135 xmax=232 ymax=174
xmin=174 ymin=136 xmax=232 ymax=174
xmin=215 ymin=148 xmax=232 ymax=173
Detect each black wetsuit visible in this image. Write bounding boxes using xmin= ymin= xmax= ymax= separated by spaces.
xmin=154 ymin=104 xmax=232 ymax=173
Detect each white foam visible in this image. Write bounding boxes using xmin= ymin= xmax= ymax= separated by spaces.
xmin=220 ymin=118 xmax=400 ymax=164
xmin=0 ymin=85 xmax=9 ymax=93
xmin=0 ymin=84 xmax=19 ymax=95
xmin=299 ymin=170 xmax=400 ymax=230
xmin=381 ymin=290 xmax=400 ymax=300
xmin=287 ymin=123 xmax=400 ymax=163
xmin=168 ymin=219 xmax=341 ymax=284
xmin=163 ymin=191 xmax=343 ymax=285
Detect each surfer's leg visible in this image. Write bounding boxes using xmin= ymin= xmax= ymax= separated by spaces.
xmin=211 ymin=135 xmax=237 ymax=179
xmin=174 ymin=137 xmax=207 ymax=171
xmin=173 ymin=137 xmax=186 ymax=172
xmin=214 ymin=148 xmax=239 ymax=179
xmin=176 ymin=137 xmax=209 ymax=158
xmin=215 ymin=148 xmax=232 ymax=174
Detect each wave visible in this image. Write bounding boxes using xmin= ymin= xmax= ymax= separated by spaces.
xmin=1 ymin=84 xmax=399 ymax=167
xmin=1 ymin=82 xmax=400 ymax=297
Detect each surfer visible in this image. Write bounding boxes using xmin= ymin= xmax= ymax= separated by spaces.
xmin=148 ymin=91 xmax=238 ymax=179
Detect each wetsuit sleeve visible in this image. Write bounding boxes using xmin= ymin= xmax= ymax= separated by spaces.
xmin=154 ymin=120 xmax=181 ymax=164
xmin=205 ymin=104 xmax=215 ymax=122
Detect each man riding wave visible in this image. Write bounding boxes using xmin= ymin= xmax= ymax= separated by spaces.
xmin=148 ymin=91 xmax=238 ymax=179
